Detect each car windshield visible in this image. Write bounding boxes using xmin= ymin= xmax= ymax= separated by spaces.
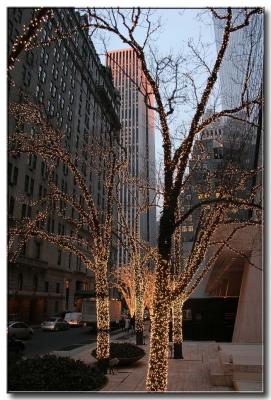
xmin=47 ymin=318 xmax=57 ymax=322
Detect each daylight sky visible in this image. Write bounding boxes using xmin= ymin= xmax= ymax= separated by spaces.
xmin=91 ymin=8 xmax=217 ymax=159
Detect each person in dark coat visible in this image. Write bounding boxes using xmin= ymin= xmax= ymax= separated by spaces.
xmin=120 ymin=316 xmax=125 ymax=331
xmin=130 ymin=314 xmax=135 ymax=334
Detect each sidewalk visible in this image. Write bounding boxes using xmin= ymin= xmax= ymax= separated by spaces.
xmin=52 ymin=325 xmax=236 ymax=392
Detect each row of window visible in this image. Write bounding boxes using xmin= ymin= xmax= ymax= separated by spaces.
xmin=17 ymin=272 xmax=60 ymax=293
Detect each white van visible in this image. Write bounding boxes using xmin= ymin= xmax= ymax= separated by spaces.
xmin=64 ymin=312 xmax=82 ymax=327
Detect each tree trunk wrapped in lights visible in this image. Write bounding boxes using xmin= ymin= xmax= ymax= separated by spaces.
xmin=134 ymin=255 xmax=144 ymax=345
xmin=146 ymin=258 xmax=171 ymax=391
xmin=8 ymin=101 xmax=124 ymax=365
xmin=82 ymin=8 xmax=263 ymax=390
xmin=111 ymin=257 xmax=156 ymax=345
xmin=170 ymin=200 xmax=186 ymax=359
xmin=95 ymin=263 xmax=110 ymax=370
xmin=113 ymin=175 xmax=157 ymax=345
xmin=172 ymin=296 xmax=185 ymax=359
xmin=9 ymin=7 xmax=263 ymax=392
xmin=85 ymin=7 xmax=262 ymax=390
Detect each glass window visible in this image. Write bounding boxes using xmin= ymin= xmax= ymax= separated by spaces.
xmin=18 ymin=273 xmax=23 ymax=290
xmin=57 ymin=250 xmax=61 ymax=265
xmin=33 ymin=275 xmax=38 ymax=291
xmin=8 ymin=196 xmax=15 ymax=216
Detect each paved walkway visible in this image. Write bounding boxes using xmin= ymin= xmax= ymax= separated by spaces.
xmin=54 ymin=326 xmax=233 ymax=392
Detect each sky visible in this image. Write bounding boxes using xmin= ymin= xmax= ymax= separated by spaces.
xmin=91 ymin=9 xmax=217 ymax=159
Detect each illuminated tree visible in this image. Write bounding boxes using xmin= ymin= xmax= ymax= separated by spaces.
xmin=83 ymin=7 xmax=263 ymax=391
xmin=169 ymin=200 xmax=186 ymax=359
xmin=8 ymin=6 xmax=263 ymax=391
xmin=8 ymin=8 xmax=52 ymax=71
xmin=113 ymin=174 xmax=157 ymax=345
xmin=8 ymin=101 xmax=125 ymax=364
xmin=110 ymin=262 xmax=156 ymax=322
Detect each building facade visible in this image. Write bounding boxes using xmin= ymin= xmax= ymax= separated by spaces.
xmin=180 ymin=9 xmax=263 ymax=342
xmin=8 ymin=8 xmax=120 ymax=322
xmin=106 ymin=48 xmax=156 ymax=266
xmin=213 ymin=8 xmax=263 ymax=111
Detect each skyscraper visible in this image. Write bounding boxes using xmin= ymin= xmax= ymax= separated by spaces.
xmin=8 ymin=8 xmax=120 ymax=322
xmin=213 ymin=8 xmax=263 ymax=112
xmin=106 ymin=48 xmax=156 ymax=265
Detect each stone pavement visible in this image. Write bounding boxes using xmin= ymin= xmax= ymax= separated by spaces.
xmin=52 ymin=325 xmax=263 ymax=392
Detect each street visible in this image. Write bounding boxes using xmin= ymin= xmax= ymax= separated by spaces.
xmin=23 ymin=327 xmax=96 ymax=357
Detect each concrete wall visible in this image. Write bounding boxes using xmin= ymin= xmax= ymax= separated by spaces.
xmin=232 ymin=231 xmax=263 ymax=343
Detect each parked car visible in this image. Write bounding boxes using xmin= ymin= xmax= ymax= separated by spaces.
xmin=8 ymin=321 xmax=33 ymax=340
xmin=41 ymin=317 xmax=69 ymax=331
xmin=64 ymin=312 xmax=82 ymax=327
xmin=8 ymin=336 xmax=25 ymax=353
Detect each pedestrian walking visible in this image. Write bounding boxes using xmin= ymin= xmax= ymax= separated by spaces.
xmin=124 ymin=316 xmax=130 ymax=332
xmin=120 ymin=316 xmax=125 ymax=331
xmin=130 ymin=314 xmax=135 ymax=334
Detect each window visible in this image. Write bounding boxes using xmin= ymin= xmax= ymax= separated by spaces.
xmin=63 ymin=164 xmax=68 ymax=176
xmin=35 ymin=242 xmax=41 ymax=259
xmin=41 ymin=161 xmax=45 ymax=178
xmin=24 ymin=176 xmax=34 ymax=196
xmin=57 ymin=250 xmax=61 ymax=265
xmin=38 ymin=89 xmax=44 ymax=103
xmin=214 ymin=147 xmax=223 ymax=159
xmin=8 ymin=196 xmax=15 ymax=216
xmin=44 ymin=52 xmax=49 ymax=65
xmin=21 ymin=203 xmax=27 ymax=219
xmin=22 ymin=204 xmax=31 ymax=218
xmin=24 ymin=175 xmax=29 ymax=193
xmin=18 ymin=273 xmax=23 ymax=291
xmin=28 ymin=154 xmax=37 ymax=170
xmin=41 ymin=70 xmax=46 ymax=83
xmin=49 ymin=86 xmax=55 ymax=98
xmin=56 ymin=282 xmax=60 ymax=293
xmin=45 ymin=281 xmax=49 ymax=292
xmin=79 ymin=195 xmax=84 ymax=207
xmin=54 ymin=68 xmax=59 ymax=80
xmin=42 ymin=28 xmax=47 ymax=41
xmin=33 ymin=275 xmax=38 ymax=291
xmin=8 ymin=164 xmax=18 ymax=186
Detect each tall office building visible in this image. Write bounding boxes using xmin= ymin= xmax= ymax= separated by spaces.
xmin=213 ymin=8 xmax=263 ymax=111
xmin=8 ymin=8 xmax=120 ymax=322
xmin=179 ymin=10 xmax=263 ymax=343
xmin=106 ymin=48 xmax=156 ymax=265
xmin=184 ymin=9 xmax=264 ymax=343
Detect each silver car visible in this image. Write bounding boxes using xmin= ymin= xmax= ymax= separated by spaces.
xmin=8 ymin=321 xmax=33 ymax=339
xmin=41 ymin=317 xmax=69 ymax=331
